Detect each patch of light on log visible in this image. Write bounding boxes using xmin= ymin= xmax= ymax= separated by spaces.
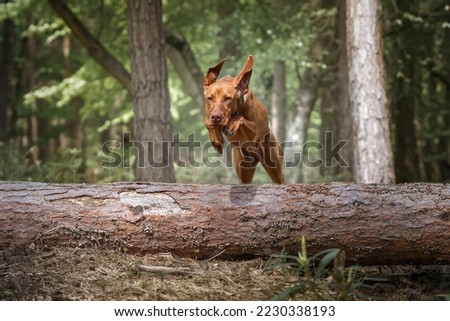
xmin=119 ymin=192 xmax=183 ymax=215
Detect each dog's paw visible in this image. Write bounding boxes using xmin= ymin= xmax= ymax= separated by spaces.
xmin=223 ymin=117 xmax=242 ymax=136
xmin=212 ymin=141 xmax=223 ymax=155
xmin=222 ymin=127 xmax=235 ymax=136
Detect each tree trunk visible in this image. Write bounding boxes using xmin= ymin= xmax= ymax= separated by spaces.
xmin=285 ymin=62 xmax=321 ymax=184
xmin=320 ymin=79 xmax=340 ymax=177
xmin=26 ymin=13 xmax=39 ymax=164
xmin=271 ymin=60 xmax=286 ymax=145
xmin=443 ymin=24 xmax=450 ymax=181
xmin=49 ymin=0 xmax=205 ymax=115
xmin=0 ymin=2 xmax=14 ymax=142
xmin=336 ymin=0 xmax=353 ymax=181
xmin=393 ymin=71 xmax=420 ymax=182
xmin=1 ymin=181 xmax=449 ymax=266
xmin=285 ymin=0 xmax=335 ymax=183
xmin=320 ymin=1 xmax=350 ymax=180
xmin=389 ymin=1 xmax=420 ymax=183
xmin=346 ymin=0 xmax=395 ymax=183
xmin=127 ymin=0 xmax=175 ymax=182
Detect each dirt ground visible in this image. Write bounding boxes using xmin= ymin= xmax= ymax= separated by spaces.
xmin=1 ymin=247 xmax=449 ymax=301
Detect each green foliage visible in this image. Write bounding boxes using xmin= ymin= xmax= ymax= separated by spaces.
xmin=1 ymin=288 xmax=19 ymax=300
xmin=270 ymin=236 xmax=377 ymax=301
xmin=0 ymin=0 xmax=135 ymax=183
xmin=0 ymin=142 xmax=84 ymax=182
xmin=383 ymin=0 xmax=450 ymax=182
xmin=0 ymin=0 xmax=30 ymax=20
xmin=1 ymin=0 xmax=448 ymax=183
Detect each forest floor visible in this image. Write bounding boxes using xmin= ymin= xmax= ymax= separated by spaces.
xmin=1 ymin=247 xmax=449 ymax=301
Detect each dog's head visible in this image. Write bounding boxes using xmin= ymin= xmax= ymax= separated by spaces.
xmin=203 ymin=55 xmax=253 ymax=126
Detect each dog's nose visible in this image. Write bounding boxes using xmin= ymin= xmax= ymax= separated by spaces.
xmin=211 ymin=113 xmax=222 ymax=124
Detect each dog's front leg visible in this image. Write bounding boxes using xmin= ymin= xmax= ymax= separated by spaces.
xmin=204 ymin=121 xmax=224 ymax=154
xmin=223 ymin=116 xmax=257 ymax=142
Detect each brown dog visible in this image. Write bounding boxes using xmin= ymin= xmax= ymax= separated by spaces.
xmin=203 ymin=55 xmax=284 ymax=184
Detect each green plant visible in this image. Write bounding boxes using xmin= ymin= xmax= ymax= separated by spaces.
xmin=271 ymin=236 xmax=376 ymax=300
xmin=1 ymin=288 xmax=19 ymax=300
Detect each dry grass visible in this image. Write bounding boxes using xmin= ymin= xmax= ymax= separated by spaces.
xmin=0 ymin=247 xmax=298 ymax=300
xmin=1 ymin=247 xmax=449 ymax=301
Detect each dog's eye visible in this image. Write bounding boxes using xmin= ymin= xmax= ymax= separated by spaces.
xmin=224 ymin=96 xmax=232 ymax=101
xmin=207 ymin=96 xmax=213 ymax=101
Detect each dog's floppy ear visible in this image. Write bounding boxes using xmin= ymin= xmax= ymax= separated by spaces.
xmin=204 ymin=59 xmax=226 ymax=89
xmin=233 ymin=55 xmax=253 ymax=96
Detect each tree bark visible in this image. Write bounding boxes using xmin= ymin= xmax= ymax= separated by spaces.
xmin=127 ymin=0 xmax=175 ymax=182
xmin=346 ymin=0 xmax=395 ymax=183
xmin=1 ymin=181 xmax=449 ymax=266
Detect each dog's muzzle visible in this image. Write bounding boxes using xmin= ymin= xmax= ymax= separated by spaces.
xmin=210 ymin=111 xmax=223 ymax=124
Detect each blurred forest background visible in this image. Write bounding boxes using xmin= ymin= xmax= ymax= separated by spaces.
xmin=0 ymin=0 xmax=449 ymax=184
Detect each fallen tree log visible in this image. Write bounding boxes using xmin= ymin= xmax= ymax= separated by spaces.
xmin=0 ymin=181 xmax=449 ymax=265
